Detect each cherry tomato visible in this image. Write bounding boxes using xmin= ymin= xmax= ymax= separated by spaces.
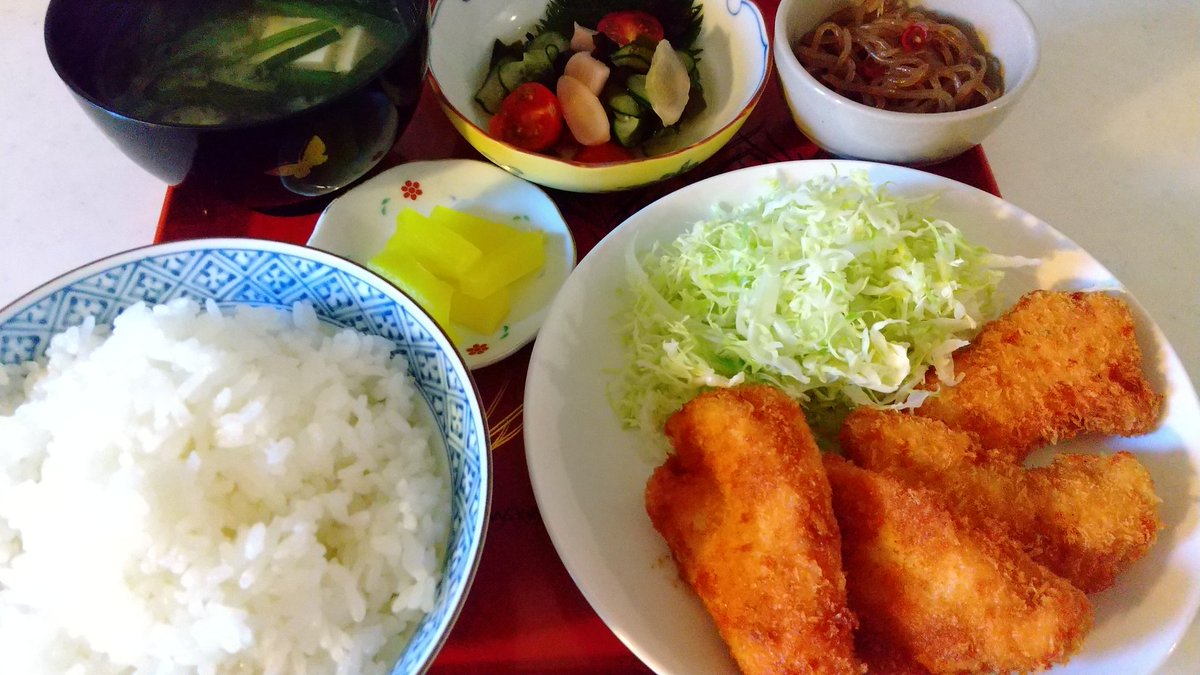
xmin=488 ymin=108 xmax=514 ymax=140
xmin=596 ymin=10 xmax=664 ymax=47
xmin=489 ymin=83 xmax=563 ymax=152
xmin=574 ymin=142 xmax=635 ymax=164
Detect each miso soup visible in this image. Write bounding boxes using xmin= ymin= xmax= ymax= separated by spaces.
xmin=94 ymin=0 xmax=417 ymax=126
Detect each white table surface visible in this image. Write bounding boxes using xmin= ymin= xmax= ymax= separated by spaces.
xmin=1 ymin=0 xmax=1196 ymax=671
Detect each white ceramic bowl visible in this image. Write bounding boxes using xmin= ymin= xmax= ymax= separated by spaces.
xmin=774 ymin=0 xmax=1039 ymax=164
xmin=428 ymin=0 xmax=770 ymax=192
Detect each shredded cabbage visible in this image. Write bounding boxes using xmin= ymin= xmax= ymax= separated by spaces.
xmin=614 ymin=171 xmax=1019 ymax=437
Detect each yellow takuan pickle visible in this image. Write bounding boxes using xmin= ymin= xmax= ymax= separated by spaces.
xmin=429 ymin=205 xmax=523 ymax=253
xmin=458 ymin=230 xmax=546 ymax=299
xmin=451 ymin=285 xmax=511 ymax=335
xmin=369 ymin=205 xmax=546 ymax=338
xmin=367 ymin=250 xmax=452 ymax=327
xmin=386 ymin=208 xmax=482 ymax=280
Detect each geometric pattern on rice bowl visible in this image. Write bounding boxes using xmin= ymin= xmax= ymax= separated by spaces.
xmin=0 ymin=238 xmax=490 ymax=674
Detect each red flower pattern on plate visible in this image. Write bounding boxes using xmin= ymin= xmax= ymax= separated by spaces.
xmin=467 ymin=343 xmax=489 ymax=356
xmin=401 ymin=180 xmax=422 ymax=200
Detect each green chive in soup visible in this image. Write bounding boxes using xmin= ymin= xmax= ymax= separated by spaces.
xmin=95 ymin=0 xmax=415 ymax=126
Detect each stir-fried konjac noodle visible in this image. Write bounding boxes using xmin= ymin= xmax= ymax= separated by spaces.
xmin=793 ymin=0 xmax=1002 ymax=113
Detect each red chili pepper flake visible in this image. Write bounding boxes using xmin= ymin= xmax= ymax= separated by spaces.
xmin=900 ymin=23 xmax=929 ymax=52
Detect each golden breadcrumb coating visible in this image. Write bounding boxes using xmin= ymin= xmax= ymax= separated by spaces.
xmin=646 ymin=385 xmax=863 ymax=674
xmin=855 ymin=631 xmax=933 ymax=675
xmin=916 ymin=290 xmax=1162 ymax=462
xmin=824 ymin=456 xmax=1093 ymax=674
xmin=840 ymin=408 xmax=1163 ymax=594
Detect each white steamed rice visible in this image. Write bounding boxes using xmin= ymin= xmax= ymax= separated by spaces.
xmin=0 ymin=299 xmax=451 ymax=675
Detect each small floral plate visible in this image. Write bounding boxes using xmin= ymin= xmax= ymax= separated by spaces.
xmin=308 ymin=159 xmax=576 ymax=369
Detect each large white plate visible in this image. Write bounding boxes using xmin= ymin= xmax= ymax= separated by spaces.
xmin=523 ymin=160 xmax=1200 ymax=675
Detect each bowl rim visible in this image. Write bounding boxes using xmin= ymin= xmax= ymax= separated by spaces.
xmin=42 ymin=0 xmax=431 ymax=132
xmin=426 ymin=0 xmax=772 ymax=169
xmin=773 ymin=0 xmax=1041 ymax=124
xmin=0 ymin=236 xmax=493 ymax=673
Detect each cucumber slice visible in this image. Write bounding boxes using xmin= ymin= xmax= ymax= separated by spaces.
xmin=521 ymin=47 xmax=555 ymax=83
xmin=474 ymin=54 xmax=520 ymax=114
xmin=528 ymin=31 xmax=569 ymax=56
xmin=609 ymin=43 xmax=654 ymax=72
xmin=498 ymin=60 xmax=528 ymax=92
xmin=474 ymin=31 xmax=569 ymax=114
xmin=612 ymin=113 xmax=646 ymax=148
xmin=522 ymin=31 xmax=567 ymax=84
xmin=607 ymin=93 xmax=644 ymax=118
xmin=627 ymin=74 xmax=651 ymax=108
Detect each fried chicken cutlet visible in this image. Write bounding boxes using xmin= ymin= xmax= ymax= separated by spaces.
xmin=824 ymin=456 xmax=1093 ymax=674
xmin=916 ymin=290 xmax=1162 ymax=462
xmin=840 ymin=408 xmax=1162 ymax=593
xmin=646 ymin=385 xmax=863 ymax=675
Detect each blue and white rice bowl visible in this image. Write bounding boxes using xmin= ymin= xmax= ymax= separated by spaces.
xmin=0 ymin=238 xmax=490 ymax=674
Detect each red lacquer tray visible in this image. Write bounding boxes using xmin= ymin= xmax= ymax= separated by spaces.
xmin=155 ymin=3 xmax=999 ymax=672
